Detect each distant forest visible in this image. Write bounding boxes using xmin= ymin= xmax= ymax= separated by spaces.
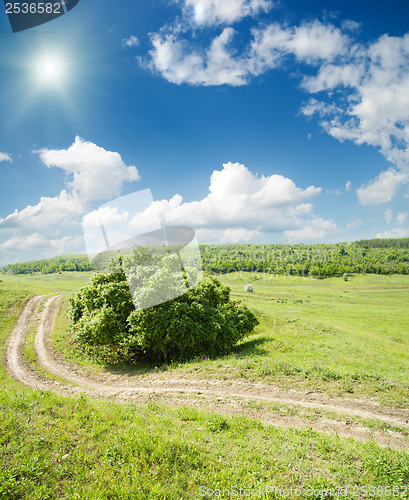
xmin=2 ymin=255 xmax=92 ymax=275
xmin=200 ymin=238 xmax=409 ymax=277
xmin=2 ymin=238 xmax=409 ymax=277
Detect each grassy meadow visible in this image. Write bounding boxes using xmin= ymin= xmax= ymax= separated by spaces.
xmin=216 ymin=272 xmax=409 ymax=406
xmin=53 ymin=271 xmax=409 ymax=408
xmin=1 ymin=271 xmax=409 ymax=498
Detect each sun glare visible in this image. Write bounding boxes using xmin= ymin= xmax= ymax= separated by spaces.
xmin=35 ymin=56 xmax=65 ymax=85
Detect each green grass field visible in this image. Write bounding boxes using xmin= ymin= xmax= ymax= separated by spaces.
xmin=52 ymin=271 xmax=409 ymax=408
xmin=1 ymin=272 xmax=409 ymax=498
xmin=216 ymin=273 xmax=409 ymax=406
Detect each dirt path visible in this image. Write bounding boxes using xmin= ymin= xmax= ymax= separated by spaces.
xmin=5 ymin=295 xmax=409 ymax=451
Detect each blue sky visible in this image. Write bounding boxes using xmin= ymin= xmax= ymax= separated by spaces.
xmin=1 ymin=0 xmax=409 ymax=265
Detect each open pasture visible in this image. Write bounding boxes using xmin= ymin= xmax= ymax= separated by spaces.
xmin=1 ymin=272 xmax=409 ymax=498
xmin=158 ymin=273 xmax=409 ymax=407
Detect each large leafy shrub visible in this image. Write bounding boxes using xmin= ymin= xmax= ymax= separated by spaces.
xmin=69 ymin=249 xmax=258 ymax=362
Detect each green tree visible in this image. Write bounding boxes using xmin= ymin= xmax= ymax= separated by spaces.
xmin=69 ymin=248 xmax=259 ymax=363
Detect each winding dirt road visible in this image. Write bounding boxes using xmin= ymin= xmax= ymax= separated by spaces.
xmin=5 ymin=295 xmax=409 ymax=450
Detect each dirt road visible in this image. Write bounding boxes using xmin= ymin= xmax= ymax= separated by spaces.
xmin=5 ymin=295 xmax=409 ymax=450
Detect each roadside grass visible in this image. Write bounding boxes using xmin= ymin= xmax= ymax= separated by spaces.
xmin=41 ymin=300 xmax=409 ymax=442
xmin=22 ymin=302 xmax=67 ymax=384
xmin=2 ymin=274 xmax=409 ymax=498
xmin=2 ymin=390 xmax=409 ymax=499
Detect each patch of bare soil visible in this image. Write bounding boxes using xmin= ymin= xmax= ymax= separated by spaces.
xmin=5 ymin=295 xmax=409 ymax=451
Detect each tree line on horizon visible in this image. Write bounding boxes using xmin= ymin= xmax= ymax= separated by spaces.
xmin=1 ymin=238 xmax=409 ymax=277
xmin=2 ymin=254 xmax=92 ymax=275
xmin=200 ymin=239 xmax=409 ymax=277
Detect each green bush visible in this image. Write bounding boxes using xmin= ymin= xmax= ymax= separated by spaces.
xmin=69 ymin=249 xmax=258 ymax=363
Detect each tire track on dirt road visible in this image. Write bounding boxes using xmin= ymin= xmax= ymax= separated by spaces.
xmin=5 ymin=295 xmax=409 ymax=451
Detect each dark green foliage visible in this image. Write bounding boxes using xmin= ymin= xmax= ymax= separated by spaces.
xmin=69 ymin=270 xmax=134 ymax=347
xmin=69 ymin=249 xmax=258 ymax=362
xmin=199 ymin=238 xmax=409 ymax=277
xmin=126 ymin=276 xmax=258 ymax=361
xmin=356 ymin=238 xmax=409 ymax=249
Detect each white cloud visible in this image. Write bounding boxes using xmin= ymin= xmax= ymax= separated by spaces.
xmin=0 ymin=234 xmax=85 ymax=267
xmin=356 ymin=168 xmax=409 ymax=205
xmin=148 ymin=20 xmax=350 ymax=86
xmin=0 ymin=190 xmax=85 ymax=231
xmin=250 ymin=21 xmax=349 ymax=71
xmin=301 ymin=98 xmax=340 ymax=117
xmin=376 ymin=227 xmax=409 ymax=238
xmin=136 ymin=161 xmax=335 ymax=243
xmin=1 ymin=233 xmax=47 ymax=251
xmin=0 ymin=156 xmax=336 ymax=262
xmin=122 ymin=35 xmax=139 ymax=48
xmin=284 ymin=218 xmax=338 ymax=243
xmin=149 ymin=28 xmax=250 ymax=86
xmin=181 ymin=0 xmax=273 ymax=26
xmin=303 ymin=33 xmax=409 ymax=205
xmin=345 ymin=181 xmax=351 ymax=192
xmin=384 ymin=208 xmax=393 ymax=224
xmin=0 ymin=138 xmax=142 ymax=263
xmin=397 ymin=212 xmax=408 ymax=225
xmin=0 ymin=233 xmax=83 ymax=253
xmin=36 ymin=136 xmax=140 ymax=202
xmin=165 ymin=162 xmax=322 ymax=228
xmin=302 ymin=62 xmax=363 ymax=93
xmin=0 ymin=152 xmax=12 ymax=163
xmin=341 ymin=20 xmax=361 ymax=32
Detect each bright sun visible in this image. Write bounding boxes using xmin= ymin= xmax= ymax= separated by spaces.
xmin=43 ymin=63 xmax=58 ymax=77
xmin=35 ymin=57 xmax=65 ymax=85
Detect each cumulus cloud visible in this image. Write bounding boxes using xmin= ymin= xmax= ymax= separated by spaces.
xmin=0 ymin=158 xmax=337 ymax=266
xmin=148 ymin=20 xmax=350 ymax=86
xmin=133 ymin=162 xmax=335 ymax=243
xmin=0 ymin=190 xmax=85 ymax=231
xmin=149 ymin=28 xmax=253 ymax=86
xmin=345 ymin=181 xmax=351 ymax=192
xmin=0 ymin=152 xmax=12 ymax=163
xmin=122 ymin=35 xmax=139 ymax=48
xmin=356 ymin=168 xmax=409 ymax=205
xmin=302 ymin=33 xmax=409 ymax=205
xmin=249 ymin=21 xmax=349 ymax=72
xmin=284 ymin=218 xmax=338 ymax=243
xmin=162 ymin=162 xmax=321 ymax=228
xmin=0 ymin=138 xmax=141 ymax=263
xmin=36 ymin=136 xmax=140 ymax=202
xmin=0 ymin=233 xmax=48 ymax=251
xmin=181 ymin=0 xmax=273 ymax=26
xmin=0 ymin=233 xmax=85 ymax=267
xmin=0 ymin=233 xmax=83 ymax=253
